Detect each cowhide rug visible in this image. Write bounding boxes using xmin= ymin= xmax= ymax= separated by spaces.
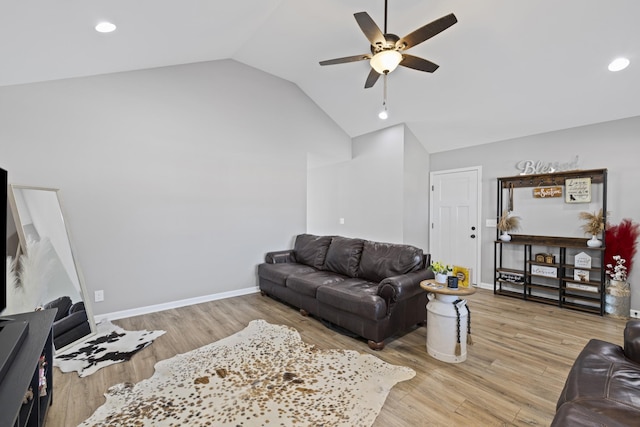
xmin=80 ymin=319 xmax=415 ymax=427
xmin=54 ymin=320 xmax=165 ymax=377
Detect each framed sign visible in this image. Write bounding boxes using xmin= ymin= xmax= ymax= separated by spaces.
xmin=533 ymin=186 xmax=562 ymax=198
xmin=565 ymin=177 xmax=591 ymax=203
xmin=531 ymin=265 xmax=557 ymax=278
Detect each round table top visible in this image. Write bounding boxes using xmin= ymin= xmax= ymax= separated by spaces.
xmin=420 ymin=279 xmax=477 ymax=296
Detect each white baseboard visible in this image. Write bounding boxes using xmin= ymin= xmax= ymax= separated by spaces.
xmin=476 ymin=282 xmax=493 ymax=290
xmin=94 ymin=286 xmax=261 ymax=323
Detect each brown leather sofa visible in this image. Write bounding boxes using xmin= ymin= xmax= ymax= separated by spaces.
xmin=258 ymin=234 xmax=433 ymax=350
xmin=552 ymin=319 xmax=640 ymax=426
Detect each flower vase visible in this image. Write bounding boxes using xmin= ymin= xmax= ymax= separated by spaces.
xmin=499 ymin=231 xmax=512 ymax=242
xmin=605 ymin=280 xmax=630 ymax=318
xmin=435 ymin=273 xmax=448 ymax=284
xmin=586 ymin=235 xmax=602 ymax=247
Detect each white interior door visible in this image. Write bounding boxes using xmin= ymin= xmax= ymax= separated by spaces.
xmin=430 ymin=167 xmax=482 ymax=285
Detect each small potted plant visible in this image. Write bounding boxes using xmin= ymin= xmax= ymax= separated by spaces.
xmin=431 ymin=261 xmax=452 ymax=284
xmin=497 ymin=210 xmax=520 ymax=241
xmin=578 ymin=208 xmax=605 ymax=247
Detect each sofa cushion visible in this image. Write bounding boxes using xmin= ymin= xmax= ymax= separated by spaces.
xmin=624 ymin=319 xmax=640 ymax=363
xmin=323 ymin=236 xmax=364 ymax=277
xmin=258 ymin=263 xmax=316 ymax=286
xmin=552 ymin=401 xmax=640 ymax=427
xmin=316 ymin=280 xmax=386 ymax=320
xmin=286 ymin=271 xmax=347 ymax=298
xmin=358 ymin=241 xmax=424 ymax=283
xmin=556 ymin=339 xmax=640 ymax=410
xmin=293 ymin=234 xmax=332 ymax=269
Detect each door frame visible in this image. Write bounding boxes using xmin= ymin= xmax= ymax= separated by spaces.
xmin=429 ymin=166 xmax=483 ymax=287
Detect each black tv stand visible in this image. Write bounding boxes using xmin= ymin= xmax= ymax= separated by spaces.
xmin=0 ymin=318 xmax=29 ymax=383
xmin=0 ymin=310 xmax=55 ymax=427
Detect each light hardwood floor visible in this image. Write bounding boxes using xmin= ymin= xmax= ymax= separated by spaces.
xmin=47 ymin=289 xmax=628 ymax=426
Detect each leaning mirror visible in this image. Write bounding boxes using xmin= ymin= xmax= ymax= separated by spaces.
xmin=6 ymin=185 xmax=95 ymax=352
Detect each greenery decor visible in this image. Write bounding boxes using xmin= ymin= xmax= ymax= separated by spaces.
xmin=497 ymin=210 xmax=520 ymax=232
xmin=430 ymin=261 xmax=452 ymax=275
xmin=605 ymin=219 xmax=640 ymax=281
xmin=579 ymin=208 xmax=605 ymax=236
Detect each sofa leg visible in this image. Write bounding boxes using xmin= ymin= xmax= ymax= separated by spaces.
xmin=300 ymin=309 xmax=309 ymax=317
xmin=260 ymin=291 xmax=266 ymax=296
xmin=368 ymin=340 xmax=385 ymax=351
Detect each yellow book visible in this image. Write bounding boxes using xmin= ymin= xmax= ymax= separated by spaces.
xmin=453 ymin=266 xmax=472 ymax=287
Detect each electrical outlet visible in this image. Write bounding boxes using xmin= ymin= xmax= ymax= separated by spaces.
xmin=94 ymin=290 xmax=104 ymax=302
xmin=631 ymin=309 xmax=640 ymax=319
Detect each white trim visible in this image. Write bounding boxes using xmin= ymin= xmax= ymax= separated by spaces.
xmin=94 ymin=286 xmax=261 ymax=322
xmin=476 ymin=281 xmax=493 ymax=291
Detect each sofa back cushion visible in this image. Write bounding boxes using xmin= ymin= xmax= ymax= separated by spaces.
xmin=323 ymin=236 xmax=364 ymax=277
xmin=293 ymin=234 xmax=332 ymax=269
xmin=358 ymin=240 xmax=424 ymax=282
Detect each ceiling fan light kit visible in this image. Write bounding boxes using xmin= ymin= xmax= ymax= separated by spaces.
xmin=370 ymin=50 xmax=403 ymax=74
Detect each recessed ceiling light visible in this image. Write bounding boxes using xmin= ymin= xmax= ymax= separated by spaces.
xmin=95 ymin=22 xmax=117 ymax=33
xmin=608 ymin=57 xmax=630 ymax=72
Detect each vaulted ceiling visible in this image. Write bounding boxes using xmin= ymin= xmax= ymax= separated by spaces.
xmin=1 ymin=1 xmax=638 ymax=153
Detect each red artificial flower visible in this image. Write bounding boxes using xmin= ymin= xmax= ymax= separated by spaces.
xmin=605 ymin=219 xmax=640 ymax=276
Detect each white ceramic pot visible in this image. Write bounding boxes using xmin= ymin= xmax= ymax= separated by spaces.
xmin=435 ymin=273 xmax=448 ymax=284
xmin=499 ymin=231 xmax=512 ymax=242
xmin=587 ymin=235 xmax=602 ymax=247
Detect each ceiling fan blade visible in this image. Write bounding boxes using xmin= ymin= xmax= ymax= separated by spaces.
xmin=354 ymin=12 xmax=386 ymax=47
xmin=319 ymin=54 xmax=371 ymax=66
xmin=397 ymin=13 xmax=457 ymax=50
xmin=364 ymin=68 xmax=380 ymax=88
xmin=400 ymin=55 xmax=439 ymax=73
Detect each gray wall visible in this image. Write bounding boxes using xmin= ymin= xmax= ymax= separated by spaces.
xmin=307 ymin=124 xmax=430 ymax=250
xmin=430 ymin=117 xmax=640 ymax=310
xmin=1 ymin=59 xmax=351 ymax=315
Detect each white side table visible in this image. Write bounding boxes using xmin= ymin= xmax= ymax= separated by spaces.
xmin=420 ymin=280 xmax=476 ymax=363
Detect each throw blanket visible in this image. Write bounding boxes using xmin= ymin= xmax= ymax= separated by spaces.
xmin=54 ymin=320 xmax=165 ymax=377
xmin=80 ymin=319 xmax=415 ymax=426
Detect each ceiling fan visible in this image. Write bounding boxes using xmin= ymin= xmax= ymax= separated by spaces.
xmin=319 ymin=0 xmax=457 ymax=88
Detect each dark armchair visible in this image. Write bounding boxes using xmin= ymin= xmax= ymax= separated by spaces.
xmin=43 ymin=296 xmax=91 ymax=349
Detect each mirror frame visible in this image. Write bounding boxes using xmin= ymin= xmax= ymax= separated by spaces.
xmin=8 ymin=185 xmax=96 ymax=352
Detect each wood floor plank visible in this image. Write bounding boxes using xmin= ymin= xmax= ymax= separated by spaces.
xmin=45 ymin=288 xmax=628 ymax=426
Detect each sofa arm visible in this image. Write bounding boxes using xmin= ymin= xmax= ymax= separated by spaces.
xmin=624 ymin=319 xmax=640 ymax=363
xmin=265 ymin=250 xmax=296 ymax=264
xmin=378 ymin=268 xmax=435 ymax=314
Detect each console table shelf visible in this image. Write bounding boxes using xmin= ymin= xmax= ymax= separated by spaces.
xmin=0 ymin=309 xmax=55 ymax=427
xmin=494 ymin=169 xmax=608 ymax=315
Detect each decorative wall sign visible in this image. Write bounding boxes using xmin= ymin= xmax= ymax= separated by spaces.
xmin=533 ymin=186 xmax=563 ymax=198
xmin=574 ymin=269 xmax=590 ymax=282
xmin=515 ymin=155 xmax=580 ymax=175
xmin=574 ymin=252 xmax=592 ymax=269
xmin=565 ymin=177 xmax=592 ymax=203
xmin=531 ymin=265 xmax=557 ymax=278
xmin=566 ymin=282 xmax=598 ymax=293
